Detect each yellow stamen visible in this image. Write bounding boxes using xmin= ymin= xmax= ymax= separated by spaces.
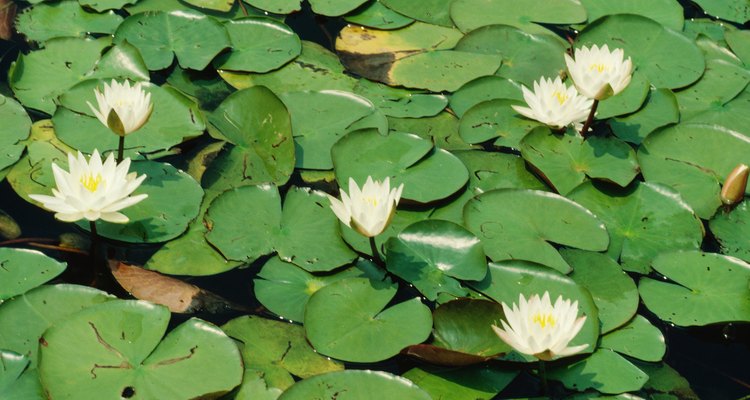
xmin=80 ymin=173 xmax=103 ymax=192
xmin=589 ymin=63 xmax=609 ymax=73
xmin=552 ymin=91 xmax=568 ymax=105
xmin=532 ymin=313 xmax=556 ymax=328
xmin=365 ymin=197 xmax=378 ymax=207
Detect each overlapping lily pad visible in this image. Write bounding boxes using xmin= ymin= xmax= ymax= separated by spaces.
xmin=0 ymin=95 xmax=31 ymax=172
xmin=609 ymin=88 xmax=679 ymax=145
xmin=450 ymin=0 xmax=586 ymax=33
xmin=578 ymin=0 xmax=684 ymax=30
xmin=215 ymin=18 xmax=301 ymax=73
xmin=548 ymin=349 xmax=648 ymax=394
xmin=0 ymin=248 xmax=66 ymax=301
xmin=279 ymin=370 xmax=432 ymax=400
xmin=639 ymin=251 xmax=750 ymax=326
xmin=709 ymin=203 xmax=750 ymax=262
xmin=600 ymin=315 xmax=665 ymax=362
xmin=403 ymin=365 xmax=518 ymax=400
xmin=15 ymin=1 xmax=123 ymax=43
xmin=344 ymin=1 xmax=414 ymax=29
xmin=463 ymin=189 xmax=609 ymax=273
xmin=459 ymin=99 xmax=542 ymax=149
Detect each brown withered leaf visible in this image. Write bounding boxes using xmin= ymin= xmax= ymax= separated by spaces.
xmin=0 ymin=0 xmax=16 ymax=40
xmin=109 ymin=260 xmax=250 ymax=314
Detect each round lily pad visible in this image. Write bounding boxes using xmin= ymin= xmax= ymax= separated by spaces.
xmin=308 ymin=0 xmax=368 ymax=16
xmin=600 ymin=315 xmax=665 ymax=362
xmin=576 ymin=14 xmax=705 ymax=89
xmin=244 ymin=0 xmax=302 ymax=14
xmin=344 ymin=1 xmax=414 ymax=29
xmin=38 ymin=300 xmax=243 ymax=399
xmin=567 ymin=181 xmax=703 ymax=274
xmin=519 ymin=127 xmax=640 ymax=195
xmin=332 ymin=129 xmax=469 ymax=204
xmin=0 ymin=351 xmax=30 ymax=398
xmin=548 ymin=349 xmax=648 ymax=394
xmin=389 ymin=112 xmax=475 ymax=151
xmin=354 ymin=79 xmax=448 ymax=119
xmin=610 ymin=88 xmax=679 ymax=145
xmin=691 ymin=0 xmax=750 ymax=23
xmin=387 ymin=50 xmax=502 ymax=92
xmin=403 ymin=365 xmax=518 ymax=400
xmin=449 ymin=76 xmax=523 ymax=118
xmin=639 ymin=251 xmax=750 ymax=326
xmin=15 ymin=1 xmax=123 ymax=43
xmin=463 ymin=188 xmax=609 ymax=273
xmin=596 ymin=70 xmax=650 ymax=119
xmin=578 ymin=0 xmax=684 ymax=30
xmin=459 ymin=99 xmax=541 ymax=149
xmin=450 ymin=0 xmax=586 ymax=33
xmin=710 ymin=203 xmax=750 ymax=262
xmin=215 ymin=18 xmax=301 ymax=73
xmin=673 ymin=59 xmax=750 ymax=120
xmin=380 ymin=0 xmax=453 ymax=26
xmin=279 ymin=370 xmax=432 ymax=400
xmin=0 ymin=248 xmax=66 ymax=301
xmin=430 ymin=299 xmax=510 ymax=358
xmin=0 ymin=95 xmax=31 ymax=172
xmin=304 ymin=278 xmax=432 ymax=362
xmin=385 ymin=219 xmax=487 ymax=301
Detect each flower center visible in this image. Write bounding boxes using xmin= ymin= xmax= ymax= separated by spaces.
xmin=551 ymin=90 xmax=568 ymax=105
xmin=589 ymin=63 xmax=609 ymax=73
xmin=80 ymin=173 xmax=103 ymax=192
xmin=364 ymin=196 xmax=379 ymax=207
xmin=532 ymin=313 xmax=556 ymax=329
xmin=113 ymin=98 xmax=134 ymax=109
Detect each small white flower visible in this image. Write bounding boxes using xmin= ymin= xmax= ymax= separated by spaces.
xmin=512 ymin=77 xmax=593 ymax=129
xmin=328 ymin=176 xmax=404 ymax=237
xmin=565 ymin=44 xmax=634 ymax=100
xmin=492 ymin=292 xmax=588 ymax=361
xmin=29 ymin=150 xmax=148 ymax=224
xmin=87 ymin=79 xmax=153 ymax=136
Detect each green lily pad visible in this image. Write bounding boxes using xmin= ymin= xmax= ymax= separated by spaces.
xmin=166 ymin=66 xmax=235 ymax=112
xmin=280 ymin=90 xmax=378 ymax=170
xmin=222 ymin=316 xmax=343 ymax=378
xmin=578 ymin=0 xmax=684 ymax=30
xmin=81 ymin=0 xmax=138 ymax=11
xmin=463 ymin=188 xmax=609 ymax=273
xmin=673 ymin=59 xmax=750 ymax=119
xmin=221 ymin=41 xmax=357 ymax=92
xmin=254 ymin=257 xmax=383 ymax=322
xmin=279 ymin=370 xmax=432 ymax=400
xmin=450 ymin=0 xmax=586 ymax=33
xmin=430 ymin=299 xmax=510 ymax=357
xmin=244 ymin=0 xmax=301 ymax=14
xmin=304 ymin=278 xmax=432 ymax=362
xmin=389 ymin=112 xmax=476 ymax=151
xmin=344 ymin=0 xmax=414 ymax=29
xmin=341 ymin=207 xmax=434 ymax=257
xmin=380 ymin=0 xmax=453 ymax=26
xmin=53 ymin=80 xmax=206 ymax=159
xmin=114 ymin=10 xmax=231 ymax=70
xmin=38 ymin=300 xmax=243 ymax=399
xmin=455 ymin=25 xmax=567 ymax=87
xmin=386 ymin=50 xmax=502 ymax=92
xmin=0 ymin=248 xmax=66 ymax=301
xmin=403 ymin=365 xmax=517 ymax=400
xmin=459 ymin=99 xmax=541 ymax=149
xmin=0 ymin=284 xmax=113 ymax=367
xmin=209 ymin=86 xmax=295 ymax=185
xmin=576 ymin=14 xmax=705 ymax=89
xmin=725 ymin=30 xmax=750 ymax=65
xmin=610 ymin=88 xmax=679 ymax=145
xmin=332 ymin=129 xmax=469 ymax=203
xmin=600 ymin=315 xmax=666 ymax=362
xmin=469 ymin=261 xmax=600 ymax=360
xmin=710 ymin=203 xmax=750 ymax=262
xmin=638 ymin=122 xmax=750 ymax=219
xmin=182 ymin=0 xmax=235 ymax=11
xmin=205 ymin=185 xmax=357 ymax=271
xmin=0 ymin=351 xmax=30 ymax=398
xmin=308 ymin=0 xmax=368 ymax=16
xmin=639 ymin=251 xmax=750 ymax=326
xmin=686 ymin=87 xmax=750 ymax=135
xmin=385 ymin=220 xmax=487 ymax=300
xmin=125 ymin=0 xmax=254 ymax=18
xmin=215 ymin=18 xmax=301 ymax=73
xmin=15 ymin=1 xmax=123 ymax=43
xmin=548 ymin=349 xmax=648 ymax=394
xmin=354 ymin=79 xmax=448 ymax=118
xmin=519 ymin=127 xmax=640 ymax=195
xmin=596 ymin=70 xmax=650 ymax=119
xmin=449 ymin=76 xmax=523 ymax=118
xmin=563 ymin=249 xmax=638 ymax=334
xmin=0 ymin=95 xmax=31 ymax=172
xmin=567 ymin=181 xmax=703 ymax=274
xmin=691 ymin=0 xmax=750 ymax=23
xmin=637 ymin=362 xmax=699 ymax=399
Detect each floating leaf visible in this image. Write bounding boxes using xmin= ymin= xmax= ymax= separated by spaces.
xmin=725 ymin=30 xmax=750 ymax=65
xmin=567 ymin=181 xmax=703 ymax=274
xmin=0 ymin=351 xmax=30 ymax=398
xmin=354 ymin=79 xmax=448 ymax=118
xmin=279 ymin=370 xmax=432 ymax=400
xmin=600 ymin=315 xmax=666 ymax=362
xmin=182 ymin=0 xmax=234 ymax=12
xmin=709 ymin=203 xmax=750 ymax=262
xmin=380 ymin=0 xmax=453 ymax=26
xmin=596 ymin=70 xmax=649 ymax=119
xmin=215 ymin=18 xmax=301 ymax=73
xmin=0 ymin=248 xmax=66 ymax=301
xmin=459 ymin=99 xmax=541 ymax=149
xmin=0 ymin=95 xmax=31 ymax=172
xmin=344 ymin=0 xmax=414 ymax=29
xmin=673 ymin=59 xmax=750 ymax=119
xmin=548 ymin=349 xmax=648 ymax=394
xmin=15 ymin=1 xmax=123 ymax=42
xmin=387 ymin=50 xmax=502 ymax=92
xmin=389 ymin=112 xmax=476 ymax=151
xmin=80 ymin=0 xmax=138 ymax=12
xmin=305 ymin=278 xmax=432 ymax=362
xmin=450 ymin=0 xmax=586 ymax=33
xmin=449 ymin=76 xmax=523 ymax=118
xmin=308 ymin=0 xmax=368 ymax=16
xmin=243 ymin=0 xmax=301 ymax=14
xmin=578 ymin=0 xmax=684 ymax=30
xmin=519 ymin=127 xmax=640 ymax=195
xmin=403 ymin=365 xmax=517 ymax=400
xmin=463 ymin=189 xmax=609 ymax=273
xmin=691 ymin=0 xmax=750 ymax=23
xmin=639 ymin=251 xmax=750 ymax=326
xmin=39 ymin=300 xmax=243 ymax=399
xmin=610 ymin=88 xmax=679 ymax=145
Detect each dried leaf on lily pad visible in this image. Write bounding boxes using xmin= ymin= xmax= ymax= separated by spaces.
xmin=109 ymin=261 xmax=249 ymax=314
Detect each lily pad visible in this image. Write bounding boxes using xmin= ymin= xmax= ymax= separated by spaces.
xmin=403 ymin=365 xmax=517 ymax=400
xmin=332 ymin=129 xmax=469 ymax=204
xmin=304 ymin=278 xmax=432 ymax=362
xmin=709 ymin=203 xmax=750 ymax=262
xmin=548 ymin=349 xmax=648 ymax=394
xmin=387 ymin=50 xmax=502 ymax=92
xmin=0 ymin=248 xmax=66 ymax=301
xmin=279 ymin=370 xmax=432 ymax=400
xmin=563 ymin=249 xmax=639 ymax=334
xmin=114 ymin=10 xmax=231 ymax=70
xmin=385 ymin=220 xmax=487 ymax=301
xmin=215 ymin=18 xmax=301 ymax=73
xmin=576 ymin=14 xmax=705 ymax=89
xmin=454 ymin=25 xmax=567 ymax=87
xmin=673 ymin=59 xmax=750 ymax=119
xmin=15 ymin=1 xmax=123 ymax=43
xmin=344 ymin=1 xmax=415 ymax=30
xmin=691 ymin=0 xmax=750 ymax=23
xmin=0 ymin=95 xmax=31 ymax=172
xmin=567 ymin=181 xmax=703 ymax=274
xmin=308 ymin=0 xmax=368 ymax=16
xmin=38 ymin=300 xmax=243 ymax=399
xmin=449 ymin=76 xmax=523 ymax=118
xmin=459 ymin=99 xmax=541 ymax=149
xmin=463 ymin=188 xmax=609 ymax=273
xmin=244 ymin=0 xmax=302 ymax=14
xmin=380 ymin=0 xmax=453 ymax=26
xmin=354 ymin=79 xmax=448 ymax=118
xmin=430 ymin=299 xmax=510 ymax=358
xmin=182 ymin=0 xmax=235 ymax=12
xmin=578 ymin=0 xmax=684 ymax=30
xmin=0 ymin=351 xmax=30 ymax=398
xmin=610 ymin=88 xmax=679 ymax=145
xmin=600 ymin=315 xmax=666 ymax=362
xmin=519 ymin=127 xmax=640 ymax=195
xmin=725 ymin=30 xmax=750 ymax=65
xmin=639 ymin=251 xmax=750 ymax=326
xmin=388 ymin=112 xmax=476 ymax=151
xmin=596 ymin=70 xmax=650 ymax=119
xmin=450 ymin=0 xmax=586 ymax=33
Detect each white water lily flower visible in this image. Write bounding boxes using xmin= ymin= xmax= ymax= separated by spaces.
xmin=565 ymin=44 xmax=634 ymax=100
xmin=87 ymin=79 xmax=153 ymax=136
xmin=328 ymin=176 xmax=404 ymax=237
xmin=29 ymin=150 xmax=148 ymax=223
xmin=511 ymin=77 xmax=593 ymax=129
xmin=492 ymin=292 xmax=588 ymax=361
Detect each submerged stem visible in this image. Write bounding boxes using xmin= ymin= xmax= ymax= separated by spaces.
xmin=369 ymin=236 xmax=383 ymax=266
xmin=539 ymin=359 xmax=549 ymax=398
xmin=579 ymin=99 xmax=599 ymax=138
xmin=117 ymin=136 xmax=125 ymax=164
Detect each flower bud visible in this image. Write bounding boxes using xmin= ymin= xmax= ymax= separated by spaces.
xmin=721 ymin=164 xmax=749 ymax=205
